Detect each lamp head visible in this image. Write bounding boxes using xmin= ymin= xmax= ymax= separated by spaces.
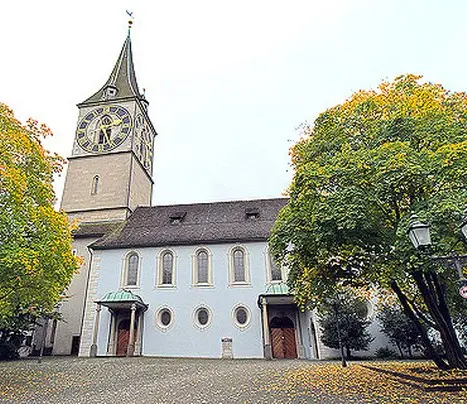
xmin=461 ymin=208 xmax=467 ymax=242
xmin=407 ymin=214 xmax=432 ymax=250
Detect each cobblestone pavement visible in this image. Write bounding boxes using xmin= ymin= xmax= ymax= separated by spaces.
xmin=2 ymin=357 xmax=464 ymax=403
xmin=0 ymin=357 xmax=344 ymax=403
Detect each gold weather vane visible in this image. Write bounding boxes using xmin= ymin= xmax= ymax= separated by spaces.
xmin=126 ymin=10 xmax=134 ymax=33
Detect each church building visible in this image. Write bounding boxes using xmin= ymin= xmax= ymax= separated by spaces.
xmin=53 ymin=27 xmax=387 ymax=360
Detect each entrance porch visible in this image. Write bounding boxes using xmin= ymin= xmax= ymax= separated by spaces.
xmin=258 ymin=283 xmax=306 ymax=360
xmin=90 ymin=289 xmax=148 ymax=357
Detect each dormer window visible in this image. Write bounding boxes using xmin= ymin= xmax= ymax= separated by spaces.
xmin=169 ymin=212 xmax=186 ymax=225
xmin=103 ymin=86 xmax=118 ymax=99
xmin=245 ymin=208 xmax=260 ymax=220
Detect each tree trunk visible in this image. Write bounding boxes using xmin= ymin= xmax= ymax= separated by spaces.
xmin=391 ymin=280 xmax=449 ymax=370
xmin=407 ymin=345 xmax=413 ymax=358
xmin=430 ymin=271 xmax=467 ymax=367
xmin=411 ymin=270 xmax=467 ymax=369
xmin=346 ymin=346 xmax=351 ymax=360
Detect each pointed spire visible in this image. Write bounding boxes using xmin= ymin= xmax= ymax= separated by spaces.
xmin=80 ymin=24 xmax=144 ymax=105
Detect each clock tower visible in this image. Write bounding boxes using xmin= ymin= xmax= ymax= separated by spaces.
xmin=52 ymin=27 xmax=156 ymax=356
xmin=61 ymin=29 xmax=156 ymax=223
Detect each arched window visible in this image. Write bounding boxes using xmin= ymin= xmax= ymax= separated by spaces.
xmin=269 ymin=254 xmax=282 ymax=282
xmin=91 ymin=175 xmax=99 ymax=195
xmin=193 ymin=248 xmax=212 ymax=286
xmin=161 ymin=251 xmax=174 ymax=285
xmin=192 ymin=248 xmax=212 ymax=286
xmin=125 ymin=252 xmax=139 ymax=286
xmin=229 ymin=246 xmax=250 ymax=285
xmin=197 ymin=250 xmax=209 ymax=284
xmin=233 ymin=249 xmax=245 ymax=282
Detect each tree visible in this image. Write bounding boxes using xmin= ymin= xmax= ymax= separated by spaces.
xmin=270 ymin=75 xmax=467 ymax=369
xmin=377 ymin=303 xmax=422 ymax=358
xmin=0 ymin=103 xmax=79 ymax=331
xmin=318 ymin=291 xmax=373 ymax=359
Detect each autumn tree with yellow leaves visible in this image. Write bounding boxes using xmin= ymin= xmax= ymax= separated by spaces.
xmin=0 ymin=103 xmax=79 ymax=330
xmin=270 ymin=75 xmax=467 ymax=370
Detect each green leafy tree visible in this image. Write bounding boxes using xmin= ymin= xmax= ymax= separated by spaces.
xmin=318 ymin=292 xmax=373 ymax=359
xmin=0 ymin=103 xmax=79 ymax=330
xmin=270 ymin=75 xmax=467 ymax=369
xmin=377 ymin=303 xmax=422 ymax=358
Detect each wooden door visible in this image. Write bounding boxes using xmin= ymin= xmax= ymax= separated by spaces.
xmin=282 ymin=328 xmax=297 ymax=358
xmin=271 ymin=328 xmax=285 ymax=359
xmin=271 ymin=327 xmax=297 ymax=359
xmin=117 ymin=329 xmax=129 ymax=356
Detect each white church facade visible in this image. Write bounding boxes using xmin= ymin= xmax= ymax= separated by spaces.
xmin=79 ymin=199 xmax=321 ymax=359
xmin=51 ymin=27 xmax=388 ymax=360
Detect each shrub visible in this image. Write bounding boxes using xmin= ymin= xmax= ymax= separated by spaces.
xmin=0 ymin=340 xmax=19 ymax=361
xmin=375 ymin=346 xmax=397 ymax=359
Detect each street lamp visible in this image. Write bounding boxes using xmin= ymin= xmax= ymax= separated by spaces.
xmin=460 ymin=209 xmax=467 ymax=242
xmin=407 ymin=214 xmax=431 ymax=250
xmin=407 ymin=212 xmax=467 ymax=285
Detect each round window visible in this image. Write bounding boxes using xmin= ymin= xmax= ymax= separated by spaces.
xmin=233 ymin=306 xmax=251 ymax=328
xmin=197 ymin=308 xmax=209 ymax=326
xmin=156 ymin=307 xmax=174 ymax=330
xmin=160 ymin=309 xmax=172 ymax=326
xmin=235 ymin=308 xmax=248 ymax=325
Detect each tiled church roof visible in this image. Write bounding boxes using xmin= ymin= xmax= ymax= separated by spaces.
xmin=73 ymin=221 xmax=124 ymax=238
xmin=90 ymin=198 xmax=288 ymax=249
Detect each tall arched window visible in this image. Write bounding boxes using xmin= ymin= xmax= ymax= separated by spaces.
xmin=269 ymin=254 xmax=282 ymax=282
xmin=197 ymin=250 xmax=209 ymax=284
xmin=91 ymin=175 xmax=99 ymax=195
xmin=229 ymin=246 xmax=249 ymax=285
xmin=161 ymin=251 xmax=174 ymax=285
xmin=192 ymin=247 xmax=212 ymax=286
xmin=233 ymin=248 xmax=245 ymax=282
xmin=125 ymin=253 xmax=139 ymax=286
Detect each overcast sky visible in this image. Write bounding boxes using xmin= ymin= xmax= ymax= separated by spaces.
xmin=3 ymin=1 xmax=467 ymax=206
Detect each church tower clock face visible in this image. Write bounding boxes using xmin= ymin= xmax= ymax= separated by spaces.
xmin=134 ymin=113 xmax=152 ymax=170
xmin=76 ymin=105 xmax=132 ymax=153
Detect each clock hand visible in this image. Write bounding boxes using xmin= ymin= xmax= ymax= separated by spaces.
xmin=104 ymin=130 xmax=113 ymax=145
xmin=99 ymin=119 xmax=123 ymax=144
xmin=99 ymin=119 xmax=122 ymax=130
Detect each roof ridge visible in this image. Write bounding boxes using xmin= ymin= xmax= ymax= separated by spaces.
xmin=135 ymin=197 xmax=289 ymax=210
xmin=126 ymin=217 xmax=277 ymax=229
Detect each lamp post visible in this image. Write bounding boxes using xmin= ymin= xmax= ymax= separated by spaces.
xmin=407 ymin=212 xmax=467 ymax=294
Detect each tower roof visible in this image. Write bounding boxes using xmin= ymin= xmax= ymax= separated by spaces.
xmin=79 ymin=32 xmax=144 ymax=105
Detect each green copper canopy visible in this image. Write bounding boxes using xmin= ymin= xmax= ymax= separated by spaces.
xmin=96 ymin=289 xmax=148 ymax=310
xmin=264 ymin=282 xmax=290 ymax=295
xmin=258 ymin=282 xmax=294 ymax=306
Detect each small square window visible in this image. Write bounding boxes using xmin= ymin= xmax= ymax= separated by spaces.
xmin=169 ymin=212 xmax=186 ymax=224
xmin=105 ymin=87 xmax=117 ymax=97
xmin=245 ymin=208 xmax=260 ymax=220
